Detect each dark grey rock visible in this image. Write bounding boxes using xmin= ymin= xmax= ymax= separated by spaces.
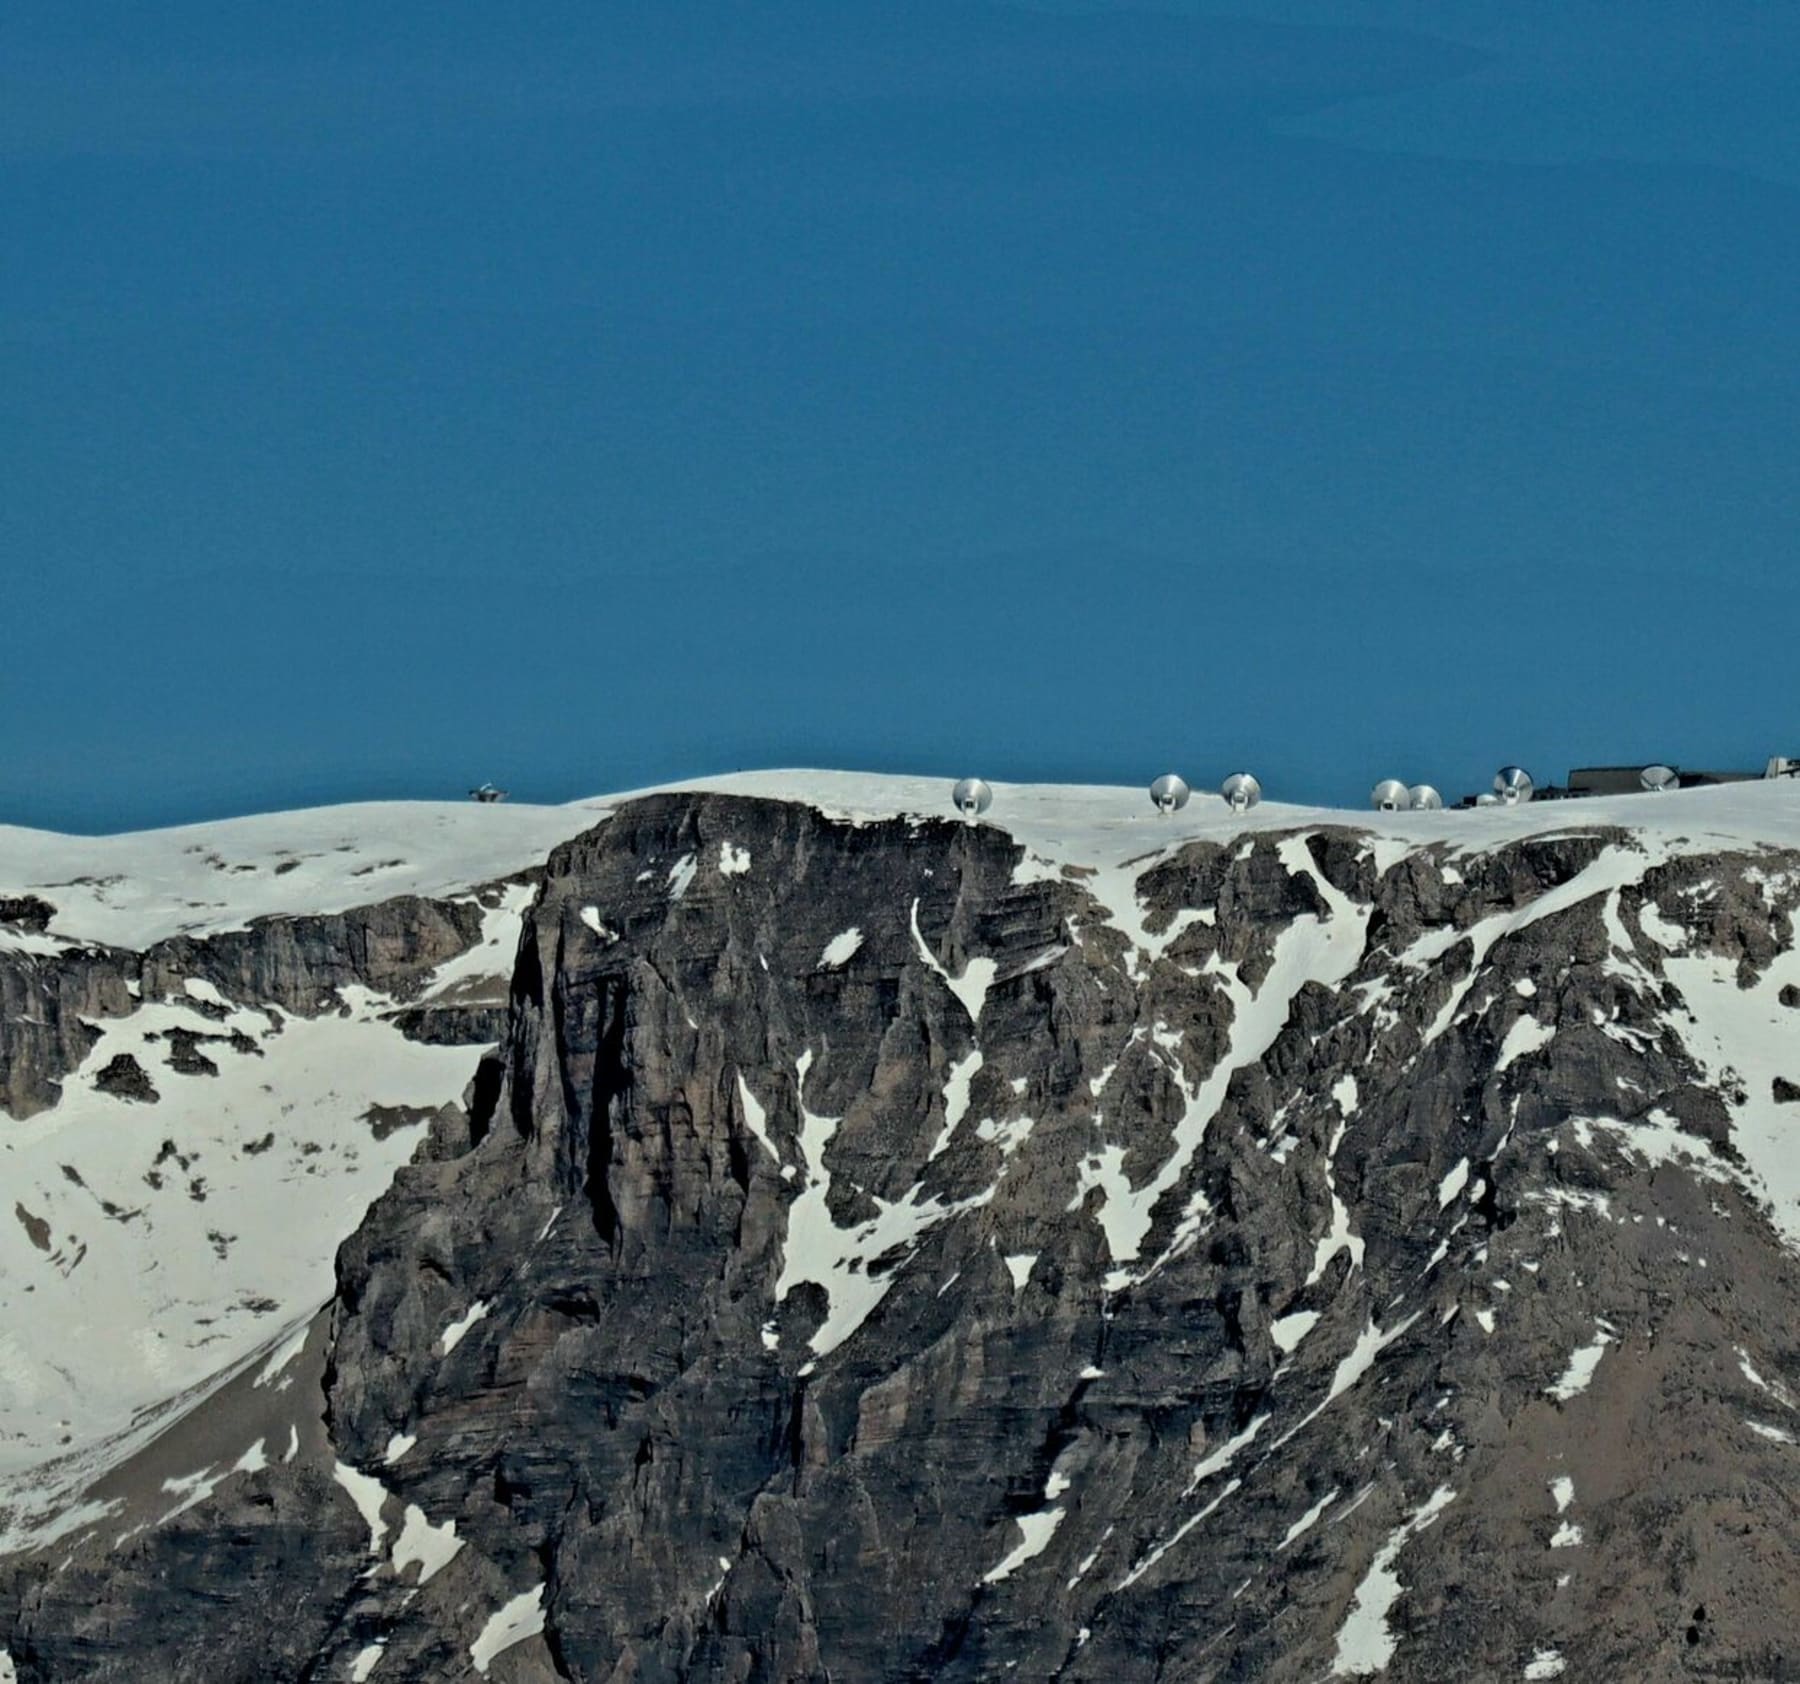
xmin=92 ymin=1053 xmax=158 ymax=1102
xmin=0 ymin=897 xmax=54 ymax=935
xmin=0 ymin=948 xmax=134 ymax=1118
xmin=161 ymin=1029 xmax=219 ymax=1078
xmin=386 ymin=1000 xmax=511 ymax=1046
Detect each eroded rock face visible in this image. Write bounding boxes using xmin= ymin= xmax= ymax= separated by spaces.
xmin=0 ymin=948 xmax=134 ymax=1119
xmin=0 ymin=895 xmax=493 ymax=1120
xmin=0 ymin=899 xmax=55 ymax=936
xmin=10 ymin=796 xmax=1800 ymax=1682
xmin=140 ymin=896 xmax=487 ymax=1017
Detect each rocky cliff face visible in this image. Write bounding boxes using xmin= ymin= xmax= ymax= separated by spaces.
xmin=7 ymin=787 xmax=1800 ymax=1682
xmin=0 ymin=894 xmax=491 ymax=1120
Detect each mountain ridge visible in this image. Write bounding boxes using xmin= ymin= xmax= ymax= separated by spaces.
xmin=6 ymin=778 xmax=1800 ymax=1680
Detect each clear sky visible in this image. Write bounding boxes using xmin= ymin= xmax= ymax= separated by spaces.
xmin=5 ymin=1 xmax=1797 ymax=831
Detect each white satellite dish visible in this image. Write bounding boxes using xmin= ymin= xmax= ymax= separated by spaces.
xmin=1494 ymin=766 xmax=1535 ymax=806
xmin=1371 ymin=779 xmax=1410 ymax=812
xmin=951 ymin=777 xmax=993 ymax=821
xmin=1640 ymin=764 xmax=1679 ymax=793
xmin=1409 ymin=784 xmax=1443 ymax=811
xmin=1149 ymin=773 xmax=1191 ymax=814
xmin=1475 ymin=792 xmax=1499 ymax=807
xmin=1221 ymin=772 xmax=1262 ymax=812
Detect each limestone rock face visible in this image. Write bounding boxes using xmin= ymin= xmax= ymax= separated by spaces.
xmin=0 ymin=895 xmax=493 ymax=1121
xmin=0 ymin=946 xmax=135 ymax=1119
xmin=9 ymin=789 xmax=1800 ymax=1682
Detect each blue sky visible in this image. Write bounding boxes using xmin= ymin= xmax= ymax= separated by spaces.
xmin=4 ymin=1 xmax=1797 ymax=830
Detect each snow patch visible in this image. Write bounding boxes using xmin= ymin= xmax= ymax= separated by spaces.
xmin=1497 ymin=1013 xmax=1557 ymax=1072
xmin=438 ymin=1301 xmax=490 ymax=1356
xmin=578 ymin=906 xmax=616 ymax=941
xmin=1087 ymin=839 xmax=1371 ymax=1285
xmin=975 ymin=1112 xmax=1036 ymax=1157
xmin=928 ymin=1050 xmax=983 ymax=1160
xmin=737 ymin=1073 xmax=779 ymax=1163
xmin=333 ymin=1462 xmax=390 ymax=1556
xmin=1660 ymin=946 xmax=1800 ymax=1250
xmin=910 ymin=899 xmax=996 ymax=1025
xmin=391 ymin=1502 xmax=462 ymax=1584
xmin=1279 ymin=1488 xmax=1340 ymax=1550
xmin=818 ymin=927 xmax=864 ymax=969
xmin=157 ymin=1438 xmax=269 ymax=1524
xmin=1424 ymin=842 xmax=1669 ymax=1048
xmin=1738 ymin=1348 xmax=1798 ymax=1409
xmin=1329 ymin=1486 xmax=1457 ymax=1676
xmin=1275 ymin=1314 xmax=1421 ymax=1451
xmin=1116 ymin=1477 xmax=1242 ymax=1590
xmin=982 ymin=1508 xmax=1066 ymax=1584
xmin=1307 ymin=1114 xmax=1366 ymax=1287
xmin=252 ymin=1319 xmax=313 ymax=1388
xmin=1272 ymin=1311 xmax=1321 ymax=1354
xmin=776 ymin=1051 xmax=989 ymax=1357
xmin=1638 ymin=902 xmax=1687 ymax=952
xmin=1546 ymin=1324 xmax=1614 ymax=1402
xmin=1186 ymin=1413 xmax=1270 ymax=1494
xmin=471 ymin=1584 xmax=546 ymax=1674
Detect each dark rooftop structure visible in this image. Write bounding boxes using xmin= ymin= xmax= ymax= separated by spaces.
xmin=1567 ymin=765 xmax=1758 ymax=798
xmin=1454 ymin=756 xmax=1800 ymax=808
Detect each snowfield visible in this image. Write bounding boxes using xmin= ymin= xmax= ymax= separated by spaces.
xmin=0 ymin=799 xmax=610 ymax=951
xmin=11 ymin=770 xmax=1800 ymax=953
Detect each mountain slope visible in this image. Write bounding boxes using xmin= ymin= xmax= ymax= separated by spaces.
xmin=6 ymin=776 xmax=1800 ymax=1681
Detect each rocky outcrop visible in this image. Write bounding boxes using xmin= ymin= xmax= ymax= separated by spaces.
xmin=0 ymin=898 xmax=55 ymax=935
xmin=9 ymin=795 xmax=1800 ymax=1681
xmin=139 ymin=896 xmax=486 ymax=1017
xmin=0 ymin=946 xmax=135 ymax=1119
xmin=91 ymin=1053 xmax=158 ymax=1102
xmin=0 ymin=895 xmax=495 ymax=1121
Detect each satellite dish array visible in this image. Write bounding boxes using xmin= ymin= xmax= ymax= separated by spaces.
xmin=1145 ymin=771 xmax=1262 ymax=815
xmin=948 ymin=765 xmax=1538 ymax=820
